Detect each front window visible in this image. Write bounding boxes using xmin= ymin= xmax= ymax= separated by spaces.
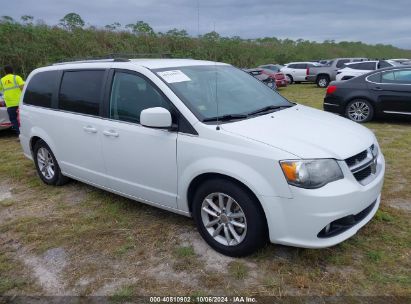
xmin=109 ymin=71 xmax=170 ymax=124
xmin=154 ymin=65 xmax=292 ymax=122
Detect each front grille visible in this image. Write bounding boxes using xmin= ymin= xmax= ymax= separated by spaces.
xmin=345 ymin=149 xmax=368 ymax=167
xmin=345 ymin=144 xmax=378 ymax=185
xmin=353 ymin=166 xmax=372 ymax=182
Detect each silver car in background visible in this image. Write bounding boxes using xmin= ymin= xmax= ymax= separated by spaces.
xmin=0 ymin=93 xmax=12 ymax=130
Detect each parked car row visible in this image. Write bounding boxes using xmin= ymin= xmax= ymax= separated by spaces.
xmin=335 ymin=60 xmax=401 ymax=81
xmin=306 ymin=58 xmax=369 ymax=87
xmin=256 ymin=58 xmax=410 ymax=89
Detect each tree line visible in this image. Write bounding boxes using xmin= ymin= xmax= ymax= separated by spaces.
xmin=1 ymin=13 xmax=410 ymax=77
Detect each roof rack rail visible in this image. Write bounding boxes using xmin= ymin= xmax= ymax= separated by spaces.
xmin=53 ymin=53 xmax=172 ymax=65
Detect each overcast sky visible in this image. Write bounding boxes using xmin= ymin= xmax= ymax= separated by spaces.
xmin=4 ymin=0 xmax=411 ymax=49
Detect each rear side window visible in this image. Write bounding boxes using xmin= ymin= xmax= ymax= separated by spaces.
xmin=58 ymin=70 xmax=105 ymax=116
xmin=295 ymin=64 xmax=307 ymax=69
xmin=382 ymin=69 xmax=411 ymax=84
xmin=336 ymin=59 xmax=350 ymax=68
xmin=23 ymin=71 xmax=57 ymax=108
xmin=347 ymin=62 xmax=373 ymax=70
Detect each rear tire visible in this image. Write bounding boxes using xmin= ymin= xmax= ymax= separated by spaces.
xmin=192 ymin=178 xmax=267 ymax=257
xmin=345 ymin=99 xmax=374 ymax=123
xmin=33 ymin=140 xmax=69 ymax=186
xmin=316 ymin=75 xmax=330 ymax=88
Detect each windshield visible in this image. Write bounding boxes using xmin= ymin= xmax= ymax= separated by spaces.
xmin=153 ymin=65 xmax=292 ymax=121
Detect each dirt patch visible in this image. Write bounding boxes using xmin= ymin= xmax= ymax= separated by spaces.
xmin=0 ymin=184 xmax=12 ymax=201
xmin=21 ymin=248 xmax=68 ymax=295
xmin=144 ymin=261 xmax=199 ymax=288
xmin=387 ymin=198 xmax=411 ymax=212
xmin=93 ymin=278 xmax=139 ymax=296
xmin=178 ymin=229 xmax=236 ymax=273
xmin=62 ymin=182 xmax=90 ymax=205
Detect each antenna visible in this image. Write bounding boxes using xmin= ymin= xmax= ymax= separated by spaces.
xmin=197 ymin=0 xmax=200 ymax=38
xmin=213 ymin=21 xmax=220 ymax=131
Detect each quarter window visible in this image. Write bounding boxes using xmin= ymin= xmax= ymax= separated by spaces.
xmin=109 ymin=72 xmax=170 ymax=124
xmin=367 ymin=73 xmax=381 ymax=83
xmin=58 ymin=70 xmax=105 ymax=116
xmin=23 ymin=71 xmax=57 ymax=108
xmin=336 ymin=59 xmax=350 ymax=68
xmin=378 ymin=61 xmax=392 ymax=69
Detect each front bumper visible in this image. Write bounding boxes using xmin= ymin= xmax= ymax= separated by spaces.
xmin=258 ymin=152 xmax=385 ymax=248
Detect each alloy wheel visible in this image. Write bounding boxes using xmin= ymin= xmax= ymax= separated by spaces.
xmin=201 ymin=192 xmax=247 ymax=246
xmin=37 ymin=147 xmax=55 ymax=180
xmin=347 ymin=101 xmax=370 ymax=122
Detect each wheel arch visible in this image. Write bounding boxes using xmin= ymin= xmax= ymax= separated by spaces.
xmin=187 ymin=173 xmax=262 ymax=212
xmin=316 ymin=73 xmax=330 ymax=81
xmin=30 ymin=136 xmax=43 ymax=157
xmin=346 ymin=95 xmax=376 ymax=109
xmin=186 ymin=172 xmax=269 ymax=233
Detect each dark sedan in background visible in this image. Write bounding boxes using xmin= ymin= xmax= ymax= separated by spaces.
xmin=324 ymin=66 xmax=411 ymax=122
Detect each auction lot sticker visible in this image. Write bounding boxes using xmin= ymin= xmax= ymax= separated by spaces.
xmin=157 ymin=70 xmax=191 ymax=83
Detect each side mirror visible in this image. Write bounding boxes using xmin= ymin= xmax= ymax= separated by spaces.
xmin=140 ymin=107 xmax=172 ymax=129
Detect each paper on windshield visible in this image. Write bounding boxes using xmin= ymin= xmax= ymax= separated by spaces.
xmin=157 ymin=70 xmax=191 ymax=83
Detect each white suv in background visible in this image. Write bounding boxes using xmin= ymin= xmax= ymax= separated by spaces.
xmin=19 ymin=59 xmax=385 ymax=256
xmin=280 ymin=62 xmax=323 ymax=84
xmin=336 ymin=60 xmax=400 ymax=81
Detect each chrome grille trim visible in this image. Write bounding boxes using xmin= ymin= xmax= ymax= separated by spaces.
xmin=345 ymin=144 xmax=379 ymax=185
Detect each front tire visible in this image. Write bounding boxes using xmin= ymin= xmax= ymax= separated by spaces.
xmin=192 ymin=178 xmax=267 ymax=257
xmin=345 ymin=99 xmax=374 ymax=123
xmin=33 ymin=140 xmax=69 ymax=186
xmin=285 ymin=74 xmax=293 ymax=84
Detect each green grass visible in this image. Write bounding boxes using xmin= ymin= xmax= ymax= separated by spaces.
xmin=175 ymin=246 xmax=196 ymax=258
xmin=228 ymin=261 xmax=249 ymax=280
xmin=0 ymin=84 xmax=410 ymax=296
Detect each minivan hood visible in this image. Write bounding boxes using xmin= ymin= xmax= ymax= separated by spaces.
xmin=221 ymin=105 xmax=375 ymax=159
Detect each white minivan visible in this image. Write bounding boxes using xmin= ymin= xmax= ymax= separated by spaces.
xmin=19 ymin=59 xmax=385 ymax=256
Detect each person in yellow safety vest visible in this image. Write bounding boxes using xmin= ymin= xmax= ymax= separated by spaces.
xmin=0 ymin=65 xmax=25 ymax=135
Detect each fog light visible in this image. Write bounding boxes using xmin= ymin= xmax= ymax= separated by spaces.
xmin=325 ymin=224 xmax=331 ymax=233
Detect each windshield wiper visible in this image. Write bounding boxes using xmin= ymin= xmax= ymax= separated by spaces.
xmin=203 ymin=113 xmax=248 ymax=122
xmin=247 ymin=104 xmax=293 ymax=116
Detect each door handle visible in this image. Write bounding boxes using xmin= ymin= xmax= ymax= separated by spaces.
xmin=103 ymin=130 xmax=119 ymax=137
xmin=373 ymin=86 xmax=383 ymax=91
xmin=83 ymin=126 xmax=97 ymax=133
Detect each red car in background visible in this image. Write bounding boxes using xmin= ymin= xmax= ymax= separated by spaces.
xmin=258 ymin=65 xmax=289 ymax=87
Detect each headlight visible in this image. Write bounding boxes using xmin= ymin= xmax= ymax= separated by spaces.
xmin=280 ymin=159 xmax=343 ymax=189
